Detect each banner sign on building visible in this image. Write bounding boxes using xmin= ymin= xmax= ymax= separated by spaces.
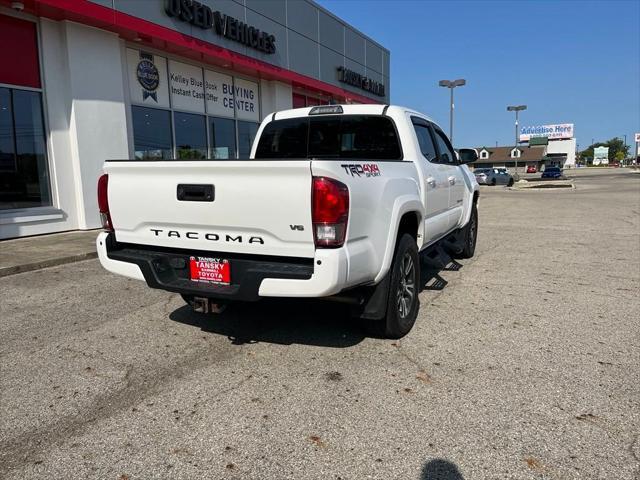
xmin=337 ymin=67 xmax=385 ymax=97
xmin=205 ymin=70 xmax=235 ymax=118
xmin=635 ymin=132 xmax=640 ymax=143
xmin=519 ymin=123 xmax=574 ymax=142
xmin=129 ymin=50 xmax=259 ymax=120
xmin=127 ymin=49 xmax=170 ymax=108
xmin=164 ymin=0 xmax=276 ymax=54
xmin=233 ymin=78 xmax=259 ymax=122
xmin=593 ymin=146 xmax=609 ymax=166
xmin=169 ymin=60 xmax=205 ymax=113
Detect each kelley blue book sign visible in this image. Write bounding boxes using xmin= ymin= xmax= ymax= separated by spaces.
xmin=128 ymin=49 xmax=259 ymax=122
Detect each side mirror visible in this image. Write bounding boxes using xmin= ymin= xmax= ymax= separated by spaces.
xmin=457 ymin=148 xmax=479 ymax=164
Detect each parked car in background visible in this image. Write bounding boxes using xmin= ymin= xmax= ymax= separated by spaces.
xmin=541 ymin=166 xmax=563 ymax=179
xmin=474 ymin=168 xmax=514 ymax=186
xmin=526 ymin=165 xmax=537 ymax=173
xmin=610 ymin=162 xmax=620 ymax=168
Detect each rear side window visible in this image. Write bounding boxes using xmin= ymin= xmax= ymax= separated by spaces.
xmin=432 ymin=128 xmax=457 ymax=165
xmin=255 ymin=115 xmax=402 ymax=160
xmin=412 ymin=124 xmax=437 ymax=162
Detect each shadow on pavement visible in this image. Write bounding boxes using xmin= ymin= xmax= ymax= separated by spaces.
xmin=169 ymin=297 xmax=365 ymax=348
xmin=421 ymin=458 xmax=465 ymax=480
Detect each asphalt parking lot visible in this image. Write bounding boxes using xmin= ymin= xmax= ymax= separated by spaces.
xmin=1 ymin=168 xmax=638 ymax=480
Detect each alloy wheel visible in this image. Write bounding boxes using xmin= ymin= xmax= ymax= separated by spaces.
xmin=396 ymin=252 xmax=416 ymax=319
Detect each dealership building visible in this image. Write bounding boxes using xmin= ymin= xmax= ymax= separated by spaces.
xmin=0 ymin=0 xmax=390 ymax=240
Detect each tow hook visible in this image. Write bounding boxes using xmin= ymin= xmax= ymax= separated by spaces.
xmin=192 ymin=297 xmax=227 ymax=314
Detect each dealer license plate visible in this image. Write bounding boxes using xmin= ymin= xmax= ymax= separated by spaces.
xmin=189 ymin=256 xmax=231 ymax=285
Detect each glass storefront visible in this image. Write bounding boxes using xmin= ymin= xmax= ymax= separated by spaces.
xmin=238 ymin=121 xmax=260 ymax=158
xmin=0 ymin=87 xmax=51 ymax=210
xmin=128 ymin=48 xmax=260 ymax=161
xmin=132 ymin=106 xmax=172 ymax=160
xmin=174 ymin=112 xmax=207 ymax=160
xmin=209 ymin=116 xmax=236 ymax=159
xmin=0 ymin=14 xmax=51 ymax=212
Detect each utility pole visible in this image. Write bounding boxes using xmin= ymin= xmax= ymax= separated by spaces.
xmin=507 ymin=105 xmax=527 ymax=178
xmin=438 ymin=79 xmax=466 ymax=144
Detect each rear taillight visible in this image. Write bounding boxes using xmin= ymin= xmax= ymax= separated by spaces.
xmin=97 ymin=174 xmax=113 ymax=232
xmin=312 ymin=176 xmax=349 ymax=248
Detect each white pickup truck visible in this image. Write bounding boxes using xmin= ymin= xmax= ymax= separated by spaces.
xmin=96 ymin=104 xmax=479 ymax=338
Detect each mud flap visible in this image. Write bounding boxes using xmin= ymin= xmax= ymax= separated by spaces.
xmin=350 ymin=272 xmax=391 ymax=320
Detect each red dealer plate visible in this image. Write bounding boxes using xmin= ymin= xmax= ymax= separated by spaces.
xmin=189 ymin=256 xmax=231 ymax=285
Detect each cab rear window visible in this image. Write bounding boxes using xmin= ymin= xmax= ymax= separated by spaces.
xmin=255 ymin=115 xmax=402 ymax=160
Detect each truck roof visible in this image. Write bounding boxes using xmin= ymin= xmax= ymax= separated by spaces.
xmin=267 ymin=104 xmax=438 ymax=126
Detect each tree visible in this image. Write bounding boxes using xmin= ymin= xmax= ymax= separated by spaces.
xmin=578 ymin=137 xmax=630 ymax=163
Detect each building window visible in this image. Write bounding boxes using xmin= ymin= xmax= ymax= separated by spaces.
xmin=511 ymin=148 xmax=521 ymax=158
xmin=0 ymin=87 xmax=51 ymax=211
xmin=127 ymin=48 xmax=261 ymax=160
xmin=291 ymin=93 xmax=327 ymax=108
xmin=292 ymin=93 xmax=306 ymax=109
xmin=174 ymin=112 xmax=207 ymax=159
xmin=480 ymin=150 xmax=489 ymax=160
xmin=132 ymin=106 xmax=173 ymax=159
xmin=237 ymin=121 xmax=259 ymax=158
xmin=209 ymin=117 xmax=236 ymax=159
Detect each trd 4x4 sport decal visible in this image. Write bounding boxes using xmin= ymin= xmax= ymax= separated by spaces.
xmin=341 ymin=164 xmax=381 ymax=177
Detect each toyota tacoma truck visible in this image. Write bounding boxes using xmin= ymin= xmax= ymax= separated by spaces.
xmin=96 ymin=104 xmax=479 ymax=338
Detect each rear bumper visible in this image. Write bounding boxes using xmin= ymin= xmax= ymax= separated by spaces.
xmin=96 ymin=232 xmax=347 ymax=300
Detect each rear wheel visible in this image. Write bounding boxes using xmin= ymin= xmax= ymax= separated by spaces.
xmin=507 ymin=178 xmax=514 ymax=187
xmin=491 ymin=178 xmax=496 ymax=186
xmin=365 ymin=233 xmax=420 ymax=339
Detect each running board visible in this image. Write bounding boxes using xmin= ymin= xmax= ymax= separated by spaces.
xmin=442 ymin=231 xmax=465 ymax=255
xmin=421 ymin=244 xmax=453 ymax=269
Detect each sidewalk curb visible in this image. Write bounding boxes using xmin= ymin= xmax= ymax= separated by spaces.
xmin=0 ymin=251 xmax=98 ymax=278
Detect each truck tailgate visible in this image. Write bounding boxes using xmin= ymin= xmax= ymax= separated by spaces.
xmin=105 ymin=160 xmax=315 ymax=258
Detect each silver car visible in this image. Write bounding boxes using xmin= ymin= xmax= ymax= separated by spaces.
xmin=474 ymin=168 xmax=514 ymax=186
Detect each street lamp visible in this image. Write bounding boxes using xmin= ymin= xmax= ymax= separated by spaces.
xmin=439 ymin=79 xmax=466 ymax=144
xmin=507 ymin=105 xmax=527 ymax=177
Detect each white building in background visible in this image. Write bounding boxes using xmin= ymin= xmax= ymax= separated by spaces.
xmin=520 ymin=123 xmax=576 ymax=167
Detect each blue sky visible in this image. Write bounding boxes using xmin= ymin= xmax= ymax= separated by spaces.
xmin=318 ymin=0 xmax=640 ymax=152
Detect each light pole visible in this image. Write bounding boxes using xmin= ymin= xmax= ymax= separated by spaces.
xmin=439 ymin=79 xmax=466 ymax=144
xmin=507 ymin=105 xmax=527 ymax=178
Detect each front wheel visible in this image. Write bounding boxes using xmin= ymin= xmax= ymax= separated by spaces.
xmin=459 ymin=202 xmax=478 ymax=259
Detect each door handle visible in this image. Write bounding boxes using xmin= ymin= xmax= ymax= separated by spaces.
xmin=448 ymin=176 xmax=456 ymax=185
xmin=177 ymin=184 xmax=215 ymax=202
xmin=426 ymin=177 xmax=436 ymax=187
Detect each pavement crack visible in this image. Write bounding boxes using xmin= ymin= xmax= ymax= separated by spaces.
xmin=0 ymin=341 xmax=242 ymax=476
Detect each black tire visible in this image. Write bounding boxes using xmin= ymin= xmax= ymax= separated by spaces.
xmin=508 ymin=178 xmax=514 ymax=187
xmin=366 ymin=233 xmax=420 ymax=339
xmin=459 ymin=202 xmax=478 ymax=259
xmin=491 ymin=178 xmax=496 ymax=186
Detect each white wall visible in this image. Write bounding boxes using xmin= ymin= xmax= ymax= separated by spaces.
xmin=547 ymin=138 xmax=576 ymax=167
xmin=63 ymin=22 xmax=129 ymax=229
xmin=259 ymin=80 xmax=293 ymax=120
xmin=0 ymin=18 xmax=130 ymax=239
